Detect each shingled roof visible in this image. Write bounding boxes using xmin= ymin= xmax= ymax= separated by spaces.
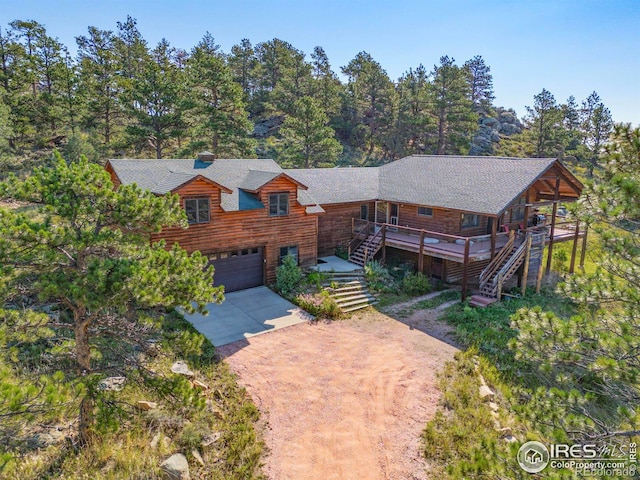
xmin=286 ymin=155 xmax=580 ymax=216
xmin=108 ymin=158 xmax=322 ymax=212
xmin=108 ymin=155 xmax=581 ymax=217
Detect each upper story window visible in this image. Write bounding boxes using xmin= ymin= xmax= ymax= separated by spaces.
xmin=185 ymin=198 xmax=210 ymax=224
xmin=418 ymin=206 xmax=433 ymax=217
xmin=360 ymin=204 xmax=369 ymax=220
xmin=269 ymin=193 xmax=289 ymax=216
xmin=461 ymin=214 xmax=480 ymax=229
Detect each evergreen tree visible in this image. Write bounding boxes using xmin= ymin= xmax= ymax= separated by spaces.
xmin=463 ymin=55 xmax=494 ymax=112
xmin=393 ymin=65 xmax=434 ymax=157
xmin=580 ymin=91 xmax=613 ymax=176
xmin=76 ymin=26 xmax=123 ymax=149
xmin=340 ymin=51 xmax=397 ymax=156
xmin=309 ymin=46 xmax=342 ymax=120
xmin=185 ymin=33 xmax=255 ymax=158
xmin=428 ymin=56 xmax=477 ymax=155
xmin=523 ymin=88 xmax=565 ymax=157
xmin=279 ymin=95 xmax=342 ymax=168
xmin=124 ymin=39 xmax=187 ymax=158
xmin=228 ymin=38 xmax=256 ymax=98
xmin=0 ymin=154 xmax=223 ymax=444
xmin=511 ymin=124 xmax=640 ymax=442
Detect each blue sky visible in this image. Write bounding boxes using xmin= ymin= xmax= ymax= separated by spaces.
xmin=2 ymin=0 xmax=639 ymax=124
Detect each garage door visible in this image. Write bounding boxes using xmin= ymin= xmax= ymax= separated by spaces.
xmin=208 ymin=247 xmax=264 ymax=292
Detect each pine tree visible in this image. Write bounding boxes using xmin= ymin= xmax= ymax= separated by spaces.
xmin=524 ymin=88 xmax=565 ymax=157
xmin=511 ymin=124 xmax=640 ymax=442
xmin=341 ymin=51 xmax=397 ymax=156
xmin=0 ymin=154 xmax=223 ymax=444
xmin=394 ymin=65 xmax=434 ymax=157
xmin=124 ymin=39 xmax=187 ymax=158
xmin=428 ymin=56 xmax=477 ymax=155
xmin=463 ymin=55 xmax=494 ymax=112
xmin=185 ymin=33 xmax=255 ymax=158
xmin=580 ymin=91 xmax=613 ymax=176
xmin=279 ymin=96 xmax=342 ymax=168
xmin=76 ymin=26 xmax=123 ymax=149
xmin=228 ymin=38 xmax=256 ymax=98
xmin=309 ymin=46 xmax=342 ymax=120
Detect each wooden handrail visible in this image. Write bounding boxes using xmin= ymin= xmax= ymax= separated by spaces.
xmin=480 ymin=231 xmax=516 ymax=286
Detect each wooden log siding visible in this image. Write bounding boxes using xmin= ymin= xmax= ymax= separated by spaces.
xmin=397 ymin=204 xmax=489 ymax=236
xmin=317 ymin=202 xmax=374 ymax=256
xmin=150 ymin=176 xmax=318 ymax=285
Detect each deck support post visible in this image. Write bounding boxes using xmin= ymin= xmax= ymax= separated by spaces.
xmin=579 ymin=226 xmax=588 ymax=269
xmin=545 ymin=176 xmax=561 ymax=275
xmin=381 ymin=224 xmax=386 ymax=264
xmin=490 ymin=216 xmax=497 ymax=259
xmin=461 ymin=238 xmax=470 ymax=302
xmin=521 ymin=233 xmax=533 ymax=296
xmin=418 ymin=231 xmax=425 ymax=273
xmin=569 ymin=221 xmax=580 ymax=274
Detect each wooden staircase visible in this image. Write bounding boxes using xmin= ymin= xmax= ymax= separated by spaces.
xmin=469 ymin=232 xmax=529 ymax=308
xmin=348 ymin=230 xmax=384 ymax=266
xmin=323 ymin=271 xmax=378 ymax=313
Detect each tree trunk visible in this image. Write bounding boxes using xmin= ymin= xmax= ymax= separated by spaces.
xmin=74 ymin=312 xmax=94 ymax=445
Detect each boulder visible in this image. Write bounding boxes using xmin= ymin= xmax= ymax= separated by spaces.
xmin=479 ymin=385 xmax=496 ymax=400
xmin=99 ymin=376 xmax=126 ymax=391
xmin=171 ymin=361 xmax=194 ymax=377
xmin=137 ymin=400 xmax=158 ymax=411
xmin=160 ymin=453 xmax=190 ymax=480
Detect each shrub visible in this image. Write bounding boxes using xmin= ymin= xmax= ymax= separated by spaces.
xmin=305 ymin=270 xmax=327 ymax=290
xmin=400 ymin=271 xmax=432 ymax=296
xmin=364 ymin=260 xmax=396 ymax=293
xmin=275 ymin=255 xmax=303 ymax=295
xmin=334 ymin=244 xmax=348 ymax=260
xmin=295 ymin=291 xmax=342 ymax=319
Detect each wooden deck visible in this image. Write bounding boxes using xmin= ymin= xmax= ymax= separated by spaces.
xmin=385 ymin=231 xmax=509 ymax=262
xmin=354 ymin=221 xmax=585 ymax=265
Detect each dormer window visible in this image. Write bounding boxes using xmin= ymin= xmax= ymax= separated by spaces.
xmin=269 ymin=193 xmax=289 ymax=216
xmin=185 ymin=198 xmax=210 ymax=224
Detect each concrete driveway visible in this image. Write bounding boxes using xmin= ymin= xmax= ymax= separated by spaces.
xmin=184 ymin=286 xmax=311 ymax=347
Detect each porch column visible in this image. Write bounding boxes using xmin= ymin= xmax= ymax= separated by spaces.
xmin=579 ymin=226 xmax=588 ymax=269
xmin=545 ymin=176 xmax=561 ymax=274
xmin=490 ymin=215 xmax=497 ymax=259
xmin=569 ymin=221 xmax=580 ymax=274
xmin=418 ymin=231 xmax=425 ymax=273
xmin=461 ymin=238 xmax=470 ymax=302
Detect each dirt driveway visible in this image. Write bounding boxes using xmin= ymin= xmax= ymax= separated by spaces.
xmin=218 ymin=301 xmax=459 ymax=480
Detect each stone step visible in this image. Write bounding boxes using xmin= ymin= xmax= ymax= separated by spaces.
xmin=331 ymin=287 xmax=368 ymax=297
xmin=322 ymin=280 xmax=364 ymax=288
xmin=342 ymin=300 xmax=379 ymax=313
xmin=335 ymin=294 xmax=378 ymax=308
xmin=469 ymin=295 xmax=498 ymax=308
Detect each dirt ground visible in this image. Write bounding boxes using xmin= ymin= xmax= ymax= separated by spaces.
xmin=218 ymin=301 xmax=459 ymax=480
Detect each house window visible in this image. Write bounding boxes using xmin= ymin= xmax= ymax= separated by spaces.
xmin=461 ymin=214 xmax=480 ymax=229
xmin=279 ymin=245 xmax=298 ymax=265
xmin=418 ymin=206 xmax=433 ymax=217
xmin=185 ymin=198 xmax=210 ymax=224
xmin=269 ymin=193 xmax=289 ymax=216
xmin=360 ymin=204 xmax=369 ymax=220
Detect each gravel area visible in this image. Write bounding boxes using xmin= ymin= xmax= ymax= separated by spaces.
xmin=218 ymin=304 xmax=459 ymax=480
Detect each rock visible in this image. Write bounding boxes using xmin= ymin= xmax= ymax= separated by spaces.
xmin=171 ymin=361 xmax=194 ymax=377
xmin=151 ymin=433 xmax=162 ymax=450
xmin=497 ymin=427 xmax=513 ymax=437
xmin=160 ymin=453 xmax=190 ymax=480
xmin=191 ymin=449 xmax=205 ymax=467
xmin=489 ymin=401 xmax=499 ymax=412
xmin=99 ymin=376 xmax=126 ymax=391
xmin=191 ymin=379 xmax=209 ymax=390
xmin=201 ymin=432 xmax=222 ymax=447
xmin=482 ymin=117 xmax=500 ymax=129
xmin=504 ymin=435 xmax=518 ymax=443
xmin=479 ymin=385 xmax=495 ymax=400
xmin=137 ymin=400 xmax=158 ymax=411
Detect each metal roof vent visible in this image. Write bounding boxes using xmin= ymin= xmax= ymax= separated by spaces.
xmin=197 ymin=151 xmax=216 ymax=162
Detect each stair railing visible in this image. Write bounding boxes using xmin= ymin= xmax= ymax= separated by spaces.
xmin=479 ymin=230 xmax=516 ymax=287
xmin=361 ymin=225 xmax=384 ymax=264
xmin=348 ymin=221 xmax=371 ymax=258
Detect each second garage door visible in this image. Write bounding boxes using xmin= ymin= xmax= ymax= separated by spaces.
xmin=208 ymin=247 xmax=264 ymax=292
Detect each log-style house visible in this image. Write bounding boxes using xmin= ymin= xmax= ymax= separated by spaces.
xmin=107 ymin=153 xmax=585 ymax=304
